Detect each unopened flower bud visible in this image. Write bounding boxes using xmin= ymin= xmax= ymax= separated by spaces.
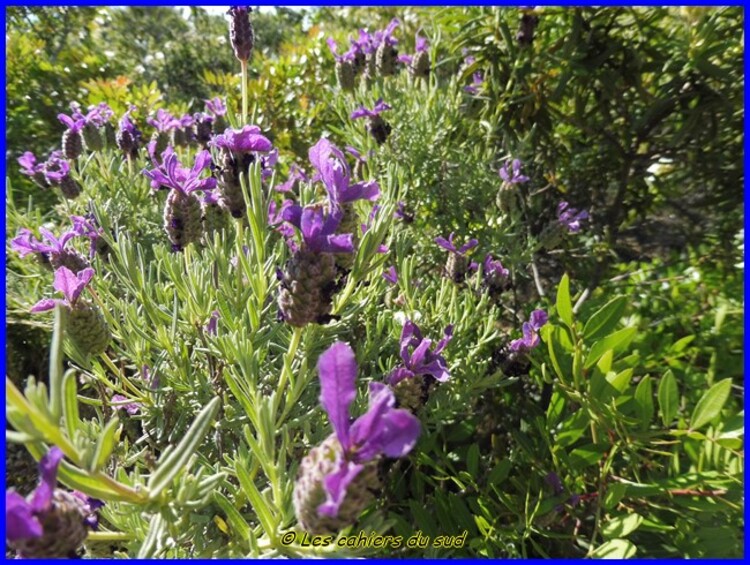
xmin=228 ymin=7 xmax=254 ymax=62
xmin=376 ymin=42 xmax=398 ymax=77
xmin=68 ymin=299 xmax=111 ymax=356
xmin=164 ymin=190 xmax=204 ymax=251
xmin=277 ymin=248 xmax=338 ymax=327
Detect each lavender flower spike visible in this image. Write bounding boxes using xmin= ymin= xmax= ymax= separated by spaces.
xmin=211 ymin=125 xmax=272 ymax=153
xmin=18 ymin=152 xmax=48 ymax=187
xmin=316 ymin=343 xmax=420 ymax=516
xmin=6 ymin=447 xmax=101 ymax=558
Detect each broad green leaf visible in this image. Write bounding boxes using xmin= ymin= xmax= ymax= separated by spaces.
xmin=602 ymin=513 xmax=643 ymax=539
xmin=467 ymin=444 xmax=480 ymax=477
xmin=569 ymin=444 xmax=609 ymax=470
xmin=590 ymin=538 xmax=637 ymax=558
xmin=634 ymin=376 xmax=654 ymax=427
xmin=690 ymin=378 xmax=733 ymax=431
xmin=584 ymin=327 xmax=637 ymax=369
xmin=658 ymin=370 xmax=678 ymax=427
xmin=556 ymin=273 xmax=573 ymax=327
xmin=603 ymin=483 xmax=627 ymax=510
xmin=583 ymin=296 xmax=627 ymax=342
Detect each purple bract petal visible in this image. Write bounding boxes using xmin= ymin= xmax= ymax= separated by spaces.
xmin=5 ymin=491 xmax=42 ymax=542
xmin=29 ymin=447 xmax=64 ymax=513
xmin=318 ymin=458 xmax=364 ymax=518
xmin=317 ymin=342 xmax=358 ymax=451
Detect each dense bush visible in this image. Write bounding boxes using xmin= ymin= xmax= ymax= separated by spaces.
xmin=5 ymin=6 xmax=743 ymax=558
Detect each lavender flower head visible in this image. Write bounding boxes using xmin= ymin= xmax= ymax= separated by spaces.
xmin=31 ymin=267 xmax=95 ymax=313
xmin=557 ymin=201 xmax=589 ymax=233
xmin=211 ymin=125 xmax=273 ymax=153
xmin=388 ymin=321 xmax=454 ymax=386
xmin=147 ymin=108 xmax=178 ymax=132
xmin=43 ymin=152 xmax=71 ymax=184
xmin=57 ymin=113 xmax=85 ymax=134
xmin=315 ymin=342 xmax=421 ymax=518
xmin=499 ymin=158 xmax=530 ymax=185
xmin=228 ymin=6 xmax=254 ymax=62
xmin=351 ymin=99 xmax=392 ymax=120
xmin=309 ymin=138 xmax=380 ymax=206
xmin=6 ymin=447 xmax=103 ymax=558
xmin=142 ymin=150 xmax=216 ymax=195
xmin=280 ymin=203 xmax=354 ymax=254
xmin=509 ymin=309 xmax=548 ymax=353
xmin=205 ymin=97 xmax=228 ymax=117
xmin=83 ymin=102 xmax=114 ymax=127
xmin=435 ymin=233 xmax=479 ymax=256
xmin=327 ymin=37 xmax=356 ymax=63
xmin=483 ymin=254 xmax=510 ymax=279
xmin=18 ymin=152 xmax=48 ymax=186
xmin=11 ymin=228 xmax=70 ymax=259
xmin=206 ymin=310 xmax=221 ymax=336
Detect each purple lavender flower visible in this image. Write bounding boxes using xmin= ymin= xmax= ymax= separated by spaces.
xmin=111 ymin=394 xmax=140 ymax=415
xmin=387 ymin=321 xmax=453 ymax=386
xmin=397 ymin=35 xmax=428 ymax=67
xmin=18 ymin=152 xmax=48 ymax=187
xmin=211 ymin=125 xmax=273 ymax=153
xmin=57 ymin=113 xmax=85 ymax=134
xmin=206 ymin=310 xmax=220 ymax=336
xmin=147 ymin=108 xmax=178 ymax=132
xmin=280 ymin=203 xmax=354 ymax=254
xmin=142 ymin=150 xmax=216 ymax=195
xmin=435 ymin=233 xmax=478 ymax=256
xmin=509 ymin=309 xmax=548 ymax=352
xmin=464 ymin=71 xmax=484 ymax=94
xmin=205 ymin=97 xmax=227 ymax=117
xmin=274 ymin=163 xmax=308 ymax=193
xmin=499 ymin=158 xmax=530 ymax=185
xmin=116 ymin=111 xmax=142 ymax=158
xmin=43 ymin=152 xmax=71 ymax=184
xmin=309 ymin=138 xmax=380 ymax=206
xmin=351 ymin=99 xmax=392 ymax=120
xmin=31 ymin=267 xmax=95 ymax=313
xmin=557 ymin=201 xmax=589 ymax=233
xmin=326 ymin=37 xmax=356 ymax=63
xmin=382 ymin=266 xmax=398 ymax=285
xmin=484 ymin=254 xmax=509 ymax=279
xmin=70 ymin=215 xmax=103 ymax=259
xmin=315 ymin=342 xmax=421 ymax=517
xmin=83 ymin=102 xmax=114 ymax=127
xmin=11 ymin=226 xmax=88 ymax=272
xmin=6 ymin=447 xmax=103 ymax=558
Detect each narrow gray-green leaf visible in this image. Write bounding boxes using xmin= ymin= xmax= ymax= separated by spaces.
xmin=62 ymin=370 xmax=80 ymax=441
xmin=90 ymin=417 xmax=119 ymax=472
xmin=148 ymin=397 xmax=220 ymax=499
xmin=690 ymin=378 xmax=733 ymax=431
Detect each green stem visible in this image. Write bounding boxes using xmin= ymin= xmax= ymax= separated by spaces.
xmin=88 ymin=531 xmax=134 ymax=542
xmin=49 ymin=305 xmax=66 ymax=421
xmin=240 ymin=59 xmax=249 ymax=125
xmin=274 ymin=326 xmax=303 ymax=421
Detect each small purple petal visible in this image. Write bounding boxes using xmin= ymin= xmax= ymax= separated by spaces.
xmin=317 ymin=342 xmax=358 ymax=451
